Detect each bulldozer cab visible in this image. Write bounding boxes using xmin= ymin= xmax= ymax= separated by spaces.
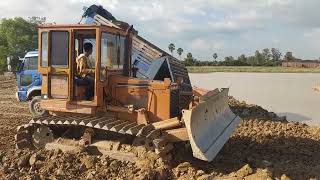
xmin=38 ymin=24 xmax=129 ymax=108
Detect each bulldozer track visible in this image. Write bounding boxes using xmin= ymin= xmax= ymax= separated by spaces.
xmin=15 ymin=115 xmax=170 ymax=153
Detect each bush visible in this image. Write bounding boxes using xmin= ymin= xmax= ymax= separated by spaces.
xmin=0 ymin=58 xmax=7 ymax=74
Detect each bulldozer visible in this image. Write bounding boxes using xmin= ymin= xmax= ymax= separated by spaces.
xmin=15 ymin=5 xmax=241 ymax=162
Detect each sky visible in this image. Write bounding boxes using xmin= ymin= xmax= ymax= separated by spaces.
xmin=0 ymin=0 xmax=319 ymax=60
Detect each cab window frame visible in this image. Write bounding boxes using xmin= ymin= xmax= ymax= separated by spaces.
xmin=50 ymin=31 xmax=70 ymax=68
xmin=100 ymin=32 xmax=126 ymax=81
xmin=40 ymin=31 xmax=48 ymax=67
xmin=23 ymin=56 xmax=38 ymax=71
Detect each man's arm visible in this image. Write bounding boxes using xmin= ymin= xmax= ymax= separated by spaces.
xmin=80 ymin=57 xmax=95 ymax=74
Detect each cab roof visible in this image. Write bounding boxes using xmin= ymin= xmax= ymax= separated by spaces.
xmin=38 ymin=24 xmax=99 ymax=29
xmin=24 ymin=51 xmax=38 ymax=58
xmin=38 ymin=24 xmax=129 ymax=36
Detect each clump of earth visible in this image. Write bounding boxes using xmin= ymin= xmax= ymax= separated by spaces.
xmin=0 ymin=76 xmax=320 ymax=179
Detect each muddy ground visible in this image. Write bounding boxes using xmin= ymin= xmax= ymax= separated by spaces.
xmin=0 ymin=75 xmax=319 ymax=180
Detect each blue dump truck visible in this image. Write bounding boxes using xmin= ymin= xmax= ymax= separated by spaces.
xmin=15 ymin=51 xmax=47 ymax=115
xmin=16 ymin=51 xmax=46 ymax=116
xmin=16 ymin=51 xmax=41 ymax=102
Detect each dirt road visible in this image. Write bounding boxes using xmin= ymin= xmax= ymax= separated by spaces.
xmin=0 ymin=75 xmax=319 ymax=179
xmin=0 ymin=76 xmax=31 ymax=151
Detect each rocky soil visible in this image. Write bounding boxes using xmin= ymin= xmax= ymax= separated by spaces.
xmin=0 ymin=75 xmax=31 ymax=151
xmin=0 ymin=75 xmax=319 ymax=180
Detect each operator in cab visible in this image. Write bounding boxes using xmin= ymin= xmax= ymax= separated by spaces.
xmin=75 ymin=43 xmax=95 ymax=100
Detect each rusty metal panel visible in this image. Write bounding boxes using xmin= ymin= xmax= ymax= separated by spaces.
xmin=41 ymin=75 xmax=48 ymax=95
xmin=147 ymin=89 xmax=171 ymax=122
xmin=50 ymin=75 xmax=68 ymax=99
xmin=132 ymin=36 xmax=164 ymax=60
xmin=114 ymin=84 xmax=149 ymax=109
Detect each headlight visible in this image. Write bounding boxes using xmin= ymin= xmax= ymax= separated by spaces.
xmin=43 ymin=95 xmax=48 ymax=99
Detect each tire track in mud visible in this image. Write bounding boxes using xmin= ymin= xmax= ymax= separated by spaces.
xmin=0 ymin=115 xmax=31 ymax=149
xmin=0 ymin=105 xmax=29 ymax=116
xmin=0 ymin=76 xmax=30 ymax=150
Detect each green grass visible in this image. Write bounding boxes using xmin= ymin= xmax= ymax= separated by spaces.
xmin=187 ymin=66 xmax=320 ymax=73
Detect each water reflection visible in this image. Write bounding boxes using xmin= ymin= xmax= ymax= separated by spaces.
xmin=190 ymin=72 xmax=320 ymax=126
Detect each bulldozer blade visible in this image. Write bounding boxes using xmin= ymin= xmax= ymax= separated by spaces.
xmin=182 ymin=88 xmax=241 ymax=162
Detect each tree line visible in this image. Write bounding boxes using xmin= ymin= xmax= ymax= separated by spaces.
xmin=0 ymin=16 xmax=298 ymax=74
xmin=0 ymin=17 xmax=47 ymax=73
xmin=168 ymin=43 xmax=297 ymax=66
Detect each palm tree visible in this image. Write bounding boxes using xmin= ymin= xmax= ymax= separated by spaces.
xmin=168 ymin=43 xmax=175 ymax=56
xmin=213 ymin=53 xmax=218 ymax=61
xmin=185 ymin=52 xmax=195 ymax=66
xmin=177 ymin=48 xmax=184 ymax=60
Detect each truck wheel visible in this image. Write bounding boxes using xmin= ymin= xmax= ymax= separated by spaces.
xmin=29 ymin=96 xmax=48 ymax=118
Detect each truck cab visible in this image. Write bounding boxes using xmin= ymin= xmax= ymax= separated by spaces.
xmin=16 ymin=51 xmax=42 ymax=101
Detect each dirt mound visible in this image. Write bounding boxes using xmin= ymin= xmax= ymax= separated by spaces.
xmin=168 ymin=98 xmax=320 ymax=179
xmin=0 ymin=149 xmax=172 ymax=180
xmin=0 ymin=76 xmax=320 ymax=179
xmin=229 ymin=97 xmax=287 ymax=122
